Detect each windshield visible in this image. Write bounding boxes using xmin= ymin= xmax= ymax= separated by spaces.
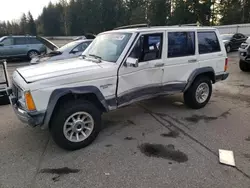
xmin=57 ymin=41 xmax=80 ymax=52
xmin=221 ymin=35 xmax=233 ymax=41
xmin=85 ymin=33 xmax=132 ymax=62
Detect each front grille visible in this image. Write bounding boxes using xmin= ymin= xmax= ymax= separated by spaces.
xmin=12 ymin=83 xmax=19 ymax=98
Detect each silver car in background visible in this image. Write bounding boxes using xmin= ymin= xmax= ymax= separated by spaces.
xmin=30 ymin=39 xmax=93 ymax=64
xmin=0 ymin=35 xmax=47 ymax=59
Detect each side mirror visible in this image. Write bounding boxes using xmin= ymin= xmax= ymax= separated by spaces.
xmin=125 ymin=57 xmax=139 ymax=68
xmin=71 ymin=48 xmax=79 ymax=54
xmin=0 ymin=43 xmax=4 ymax=46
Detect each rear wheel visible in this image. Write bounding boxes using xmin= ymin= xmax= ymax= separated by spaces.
xmin=27 ymin=50 xmax=39 ymax=60
xmin=239 ymin=60 xmax=250 ymax=72
xmin=184 ymin=76 xmax=212 ymax=109
xmin=50 ymin=99 xmax=102 ymax=150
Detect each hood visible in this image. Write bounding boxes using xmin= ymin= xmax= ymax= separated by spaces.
xmin=17 ymin=58 xmax=101 ymax=83
xmin=36 ymin=36 xmax=59 ymax=51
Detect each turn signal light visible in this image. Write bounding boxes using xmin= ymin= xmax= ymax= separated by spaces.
xmin=25 ymin=91 xmax=36 ymax=111
xmin=224 ymin=58 xmax=228 ymax=72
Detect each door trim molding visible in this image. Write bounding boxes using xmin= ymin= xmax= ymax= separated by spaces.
xmin=117 ymin=82 xmax=186 ymax=106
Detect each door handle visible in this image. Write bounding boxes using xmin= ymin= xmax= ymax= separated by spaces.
xmin=188 ymin=59 xmax=197 ymax=63
xmin=154 ymin=63 xmax=164 ymax=67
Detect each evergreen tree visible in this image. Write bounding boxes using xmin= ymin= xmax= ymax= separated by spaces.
xmin=27 ymin=11 xmax=37 ymax=35
xmin=20 ymin=13 xmax=27 ymax=34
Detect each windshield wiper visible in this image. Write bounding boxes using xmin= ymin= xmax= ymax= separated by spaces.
xmin=89 ymin=54 xmax=102 ymax=62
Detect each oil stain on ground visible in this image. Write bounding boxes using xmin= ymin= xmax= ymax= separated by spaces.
xmin=124 ymin=136 xmax=136 ymax=140
xmin=185 ymin=115 xmax=217 ymax=123
xmin=138 ymin=143 xmax=188 ymax=163
xmin=126 ymin=120 xmax=136 ymax=126
xmin=40 ymin=167 xmax=80 ymax=175
xmin=244 ymin=154 xmax=250 ymax=159
xmin=185 ymin=110 xmax=231 ymax=123
xmin=161 ymin=130 xmax=179 ymax=138
xmin=105 ymin=144 xmax=113 ymax=147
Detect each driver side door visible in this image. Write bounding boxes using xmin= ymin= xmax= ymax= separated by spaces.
xmin=117 ymin=32 xmax=165 ymax=107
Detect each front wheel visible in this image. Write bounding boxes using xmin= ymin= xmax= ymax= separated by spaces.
xmin=50 ymin=99 xmax=102 ymax=150
xmin=184 ymin=76 xmax=212 ymax=109
xmin=226 ymin=45 xmax=231 ymax=53
xmin=239 ymin=60 xmax=250 ymax=72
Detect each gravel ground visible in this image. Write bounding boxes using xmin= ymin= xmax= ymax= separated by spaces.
xmin=0 ymin=51 xmax=250 ymax=188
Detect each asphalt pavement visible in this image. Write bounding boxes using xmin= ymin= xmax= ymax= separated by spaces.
xmin=0 ymin=52 xmax=250 ymax=188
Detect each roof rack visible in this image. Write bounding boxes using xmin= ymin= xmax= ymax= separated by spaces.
xmin=114 ymin=23 xmax=149 ymax=30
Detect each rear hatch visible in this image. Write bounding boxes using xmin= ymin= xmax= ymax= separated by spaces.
xmin=36 ymin=36 xmax=59 ymax=51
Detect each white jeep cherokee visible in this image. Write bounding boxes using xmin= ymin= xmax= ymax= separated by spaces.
xmin=7 ymin=26 xmax=229 ymax=150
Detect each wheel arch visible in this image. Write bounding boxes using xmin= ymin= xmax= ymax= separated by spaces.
xmin=184 ymin=67 xmax=215 ymax=92
xmin=41 ymin=86 xmax=110 ymax=129
xmin=27 ymin=49 xmax=40 ymax=57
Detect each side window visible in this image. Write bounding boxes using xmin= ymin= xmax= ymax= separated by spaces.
xmin=28 ymin=38 xmax=41 ymax=44
xmin=168 ymin=32 xmax=195 ymax=58
xmin=73 ymin=42 xmax=91 ymax=52
xmin=234 ymin=34 xmax=241 ymax=39
xmin=129 ymin=33 xmax=163 ymax=62
xmin=2 ymin=38 xmax=14 ymax=46
xmin=240 ymin=34 xmax=245 ymax=39
xmin=14 ymin=37 xmax=27 ymax=45
xmin=198 ymin=32 xmax=221 ymax=54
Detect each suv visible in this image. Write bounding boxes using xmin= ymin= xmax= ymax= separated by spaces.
xmin=238 ymin=37 xmax=250 ymax=71
xmin=0 ymin=35 xmax=47 ymax=59
xmin=7 ymin=26 xmax=229 ymax=150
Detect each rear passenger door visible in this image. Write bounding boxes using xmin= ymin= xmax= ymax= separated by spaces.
xmin=13 ymin=37 xmax=28 ymax=56
xmin=162 ymin=30 xmax=198 ymax=91
xmin=198 ymin=31 xmax=225 ymax=74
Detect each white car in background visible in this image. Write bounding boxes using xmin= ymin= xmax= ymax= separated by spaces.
xmin=30 ymin=39 xmax=93 ymax=64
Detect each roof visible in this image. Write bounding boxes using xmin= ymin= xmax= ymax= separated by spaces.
xmin=104 ymin=26 xmax=217 ymax=34
xmin=7 ymin=35 xmax=36 ymax=38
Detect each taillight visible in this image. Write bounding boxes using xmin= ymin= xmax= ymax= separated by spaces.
xmin=224 ymin=58 xmax=228 ymax=72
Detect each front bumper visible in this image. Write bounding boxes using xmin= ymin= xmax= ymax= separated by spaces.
xmin=239 ymin=49 xmax=250 ymax=63
xmin=7 ymin=88 xmax=45 ymax=127
xmin=215 ymin=72 xmax=229 ymax=82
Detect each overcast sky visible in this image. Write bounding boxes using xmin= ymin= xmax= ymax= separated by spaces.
xmin=0 ymin=0 xmax=59 ymax=22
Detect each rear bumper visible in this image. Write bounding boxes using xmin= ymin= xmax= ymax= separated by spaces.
xmin=7 ymin=88 xmax=45 ymax=127
xmin=215 ymin=72 xmax=229 ymax=82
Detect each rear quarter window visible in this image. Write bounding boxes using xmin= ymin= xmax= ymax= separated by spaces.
xmin=198 ymin=32 xmax=221 ymax=54
xmin=28 ymin=38 xmax=41 ymax=44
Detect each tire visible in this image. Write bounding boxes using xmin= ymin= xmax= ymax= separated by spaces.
xmin=239 ymin=60 xmax=250 ymax=72
xmin=226 ymin=45 xmax=231 ymax=53
xmin=27 ymin=50 xmax=39 ymax=60
xmin=50 ymin=99 xmax=102 ymax=151
xmin=184 ymin=76 xmax=212 ymax=109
